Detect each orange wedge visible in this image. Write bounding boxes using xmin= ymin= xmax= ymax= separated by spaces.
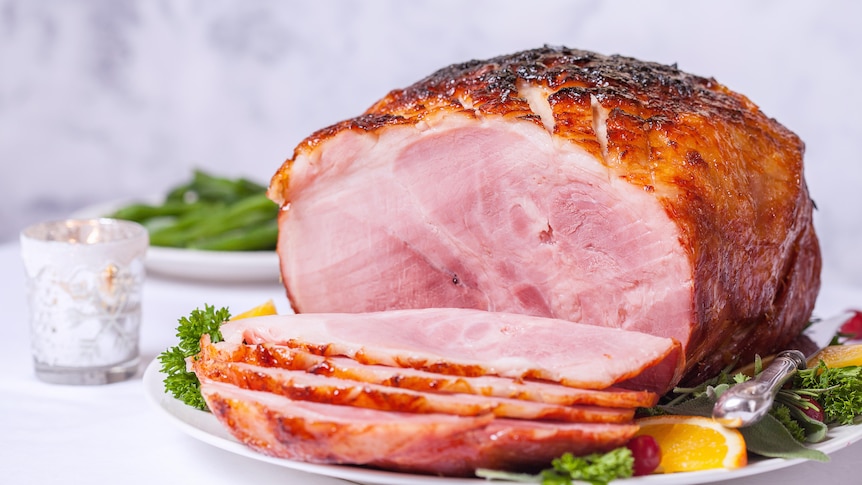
xmin=634 ymin=415 xmax=747 ymax=473
xmin=231 ymin=299 xmax=278 ymax=320
xmin=807 ymin=343 xmax=862 ymax=369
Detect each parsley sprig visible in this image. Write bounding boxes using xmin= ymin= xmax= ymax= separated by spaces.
xmin=796 ymin=363 xmax=862 ymax=425
xmin=476 ymin=447 xmax=634 ymax=485
xmin=158 ymin=304 xmax=231 ymax=411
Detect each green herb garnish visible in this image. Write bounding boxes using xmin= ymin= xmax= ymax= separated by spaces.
xmin=795 ymin=362 xmax=862 ymax=425
xmin=158 ymin=304 xmax=231 ymax=411
xmin=477 ymin=447 xmax=633 ymax=485
xmin=541 ymin=448 xmax=634 ymax=485
xmin=770 ymin=404 xmax=806 ymax=442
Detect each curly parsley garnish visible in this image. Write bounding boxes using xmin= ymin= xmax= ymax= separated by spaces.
xmin=476 ymin=447 xmax=633 ymax=485
xmin=796 ymin=363 xmax=862 ymax=425
xmin=158 ymin=304 xmax=231 ymax=411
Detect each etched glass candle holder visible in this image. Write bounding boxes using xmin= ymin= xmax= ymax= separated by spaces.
xmin=20 ymin=218 xmax=148 ymax=385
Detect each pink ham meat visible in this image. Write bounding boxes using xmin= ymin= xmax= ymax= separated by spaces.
xmin=218 ymin=308 xmax=682 ymax=393
xmin=204 ymin=340 xmax=658 ymax=408
xmin=267 ymin=46 xmax=821 ymax=386
xmin=201 ymin=379 xmax=639 ymax=476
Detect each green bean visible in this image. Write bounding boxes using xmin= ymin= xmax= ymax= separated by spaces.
xmin=166 ymin=170 xmax=267 ymax=204
xmin=148 ymin=193 xmax=277 ymax=248
xmin=188 ymin=218 xmax=279 ymax=251
xmin=108 ymin=201 xmax=205 ymax=223
xmin=109 ymin=170 xmax=279 ymax=251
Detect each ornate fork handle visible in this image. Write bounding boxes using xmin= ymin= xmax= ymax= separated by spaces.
xmin=712 ymin=350 xmax=807 ymax=428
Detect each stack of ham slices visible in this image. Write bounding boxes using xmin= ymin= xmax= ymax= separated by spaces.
xmin=192 ymin=308 xmax=681 ymax=476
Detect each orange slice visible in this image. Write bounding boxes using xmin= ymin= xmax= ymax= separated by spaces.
xmin=634 ymin=415 xmax=747 ymax=473
xmin=807 ymin=343 xmax=862 ymax=369
xmin=231 ymin=299 xmax=278 ymax=320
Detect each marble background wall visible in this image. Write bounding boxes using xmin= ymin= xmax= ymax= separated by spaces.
xmin=1 ymin=0 xmax=861 ymax=285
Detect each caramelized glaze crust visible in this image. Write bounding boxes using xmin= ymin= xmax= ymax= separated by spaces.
xmin=269 ymin=46 xmax=820 ymax=385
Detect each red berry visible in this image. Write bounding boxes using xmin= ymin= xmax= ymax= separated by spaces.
xmin=839 ymin=310 xmax=862 ymax=340
xmin=800 ymin=396 xmax=825 ymax=422
xmin=627 ymin=435 xmax=661 ymax=476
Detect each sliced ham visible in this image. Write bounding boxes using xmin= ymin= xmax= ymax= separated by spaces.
xmin=201 ymin=379 xmax=638 ymax=476
xmin=267 ymin=46 xmax=821 ymax=386
xmin=194 ymin=309 xmax=674 ymax=475
xmin=218 ymin=308 xmax=682 ymax=393
xmin=193 ymin=349 xmax=634 ymax=423
xmin=205 ymin=340 xmax=658 ymax=408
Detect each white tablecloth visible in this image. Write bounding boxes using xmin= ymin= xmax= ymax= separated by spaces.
xmin=1 ymin=241 xmax=860 ymax=484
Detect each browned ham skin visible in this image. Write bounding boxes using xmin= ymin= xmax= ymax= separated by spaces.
xmin=268 ymin=46 xmax=820 ymax=387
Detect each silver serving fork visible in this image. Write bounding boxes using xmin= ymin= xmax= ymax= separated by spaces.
xmin=712 ymin=311 xmax=857 ymax=428
xmin=712 ymin=349 xmax=806 ymax=428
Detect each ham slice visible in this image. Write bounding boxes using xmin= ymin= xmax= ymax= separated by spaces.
xmin=218 ymin=308 xmax=682 ymax=392
xmin=205 ymin=340 xmax=658 ymax=408
xmin=201 ymin=379 xmax=638 ymax=477
xmin=267 ymin=46 xmax=821 ymax=386
xmin=193 ymin=346 xmax=635 ymax=423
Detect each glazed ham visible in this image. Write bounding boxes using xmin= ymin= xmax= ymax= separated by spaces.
xmin=202 ymin=46 xmax=822 ymax=477
xmin=268 ymin=46 xmax=821 ymax=385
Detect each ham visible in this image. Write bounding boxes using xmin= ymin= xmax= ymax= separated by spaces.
xmin=218 ymin=308 xmax=682 ymax=392
xmin=195 ymin=46 xmax=822 ymax=477
xmin=201 ymin=379 xmax=639 ymax=476
xmin=267 ymin=46 xmax=821 ymax=385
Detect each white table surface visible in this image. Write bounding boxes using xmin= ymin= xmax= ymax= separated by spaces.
xmin=1 ymin=241 xmax=860 ymax=485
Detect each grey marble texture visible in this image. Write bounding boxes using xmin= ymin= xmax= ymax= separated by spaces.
xmin=1 ymin=0 xmax=861 ymax=285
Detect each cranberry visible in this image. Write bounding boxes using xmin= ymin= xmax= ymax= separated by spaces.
xmin=800 ymin=396 xmax=825 ymax=422
xmin=839 ymin=310 xmax=862 ymax=340
xmin=627 ymin=435 xmax=661 ymax=476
